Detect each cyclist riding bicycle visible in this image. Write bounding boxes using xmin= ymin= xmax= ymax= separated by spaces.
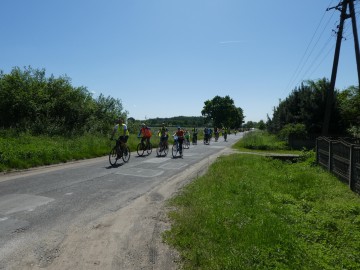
xmin=158 ymin=123 xmax=169 ymax=148
xmin=184 ymin=130 xmax=190 ymax=144
xmin=214 ymin=127 xmax=219 ymax=141
xmin=110 ymin=117 xmax=130 ymax=156
xmin=203 ymin=127 xmax=210 ymax=143
xmin=192 ymin=127 xmax=198 ymax=144
xmin=223 ymin=126 xmax=228 ymax=141
xmin=138 ymin=123 xmax=152 ymax=148
xmin=173 ymin=126 xmax=185 ymax=156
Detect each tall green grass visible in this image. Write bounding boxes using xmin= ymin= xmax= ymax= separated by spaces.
xmin=0 ymin=131 xmax=187 ymax=172
xmin=0 ymin=133 xmax=112 ymax=171
xmin=164 ymin=154 xmax=360 ymax=269
xmin=234 ymin=130 xmax=288 ymax=151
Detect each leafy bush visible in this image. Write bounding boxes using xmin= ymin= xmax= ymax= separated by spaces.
xmin=0 ymin=66 xmax=126 ymax=136
xmin=278 ymin=123 xmax=307 ymax=141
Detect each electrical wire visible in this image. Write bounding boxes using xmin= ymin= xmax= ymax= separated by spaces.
xmin=283 ymin=0 xmax=336 ymax=94
xmin=300 ymin=35 xmax=335 ymax=81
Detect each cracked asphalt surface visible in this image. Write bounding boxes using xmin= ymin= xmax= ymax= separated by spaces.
xmin=0 ymin=133 xmax=242 ymax=269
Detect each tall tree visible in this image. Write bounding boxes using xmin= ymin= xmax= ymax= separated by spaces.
xmin=338 ymin=85 xmax=360 ymax=135
xmin=268 ymin=78 xmax=345 ymax=135
xmin=201 ymin=95 xmax=244 ymax=128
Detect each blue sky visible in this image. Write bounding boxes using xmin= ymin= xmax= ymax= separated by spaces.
xmin=1 ymin=0 xmax=360 ymax=122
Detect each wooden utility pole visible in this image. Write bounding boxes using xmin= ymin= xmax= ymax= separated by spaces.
xmin=322 ymin=0 xmax=360 ymax=136
xmin=349 ymin=0 xmax=360 ymax=85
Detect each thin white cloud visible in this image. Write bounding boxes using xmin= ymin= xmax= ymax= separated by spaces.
xmin=219 ymin=40 xmax=246 ymax=44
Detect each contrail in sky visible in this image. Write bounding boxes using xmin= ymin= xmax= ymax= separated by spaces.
xmin=219 ymin=40 xmax=246 ymax=44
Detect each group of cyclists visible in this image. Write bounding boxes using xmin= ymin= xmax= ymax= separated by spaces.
xmin=203 ymin=126 xmax=229 ymax=143
xmin=110 ymin=117 xmax=230 ymax=159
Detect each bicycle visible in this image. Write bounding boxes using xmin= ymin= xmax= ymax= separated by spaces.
xmin=203 ymin=134 xmax=210 ymax=145
xmin=215 ymin=132 xmax=219 ymax=142
xmin=172 ymin=135 xmax=183 ymax=158
xmin=156 ymin=139 xmax=169 ymax=157
xmin=183 ymin=137 xmax=190 ymax=149
xmin=109 ymin=139 xmax=131 ymax=166
xmin=136 ymin=138 xmax=152 ymax=156
xmin=192 ymin=132 xmax=197 ymax=145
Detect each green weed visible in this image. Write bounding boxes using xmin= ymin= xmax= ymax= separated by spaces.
xmin=234 ymin=131 xmax=288 ymax=151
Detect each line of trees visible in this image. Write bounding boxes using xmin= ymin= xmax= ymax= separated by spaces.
xmin=0 ymin=66 xmax=127 ymax=136
xmin=128 ymin=96 xmax=245 ymax=132
xmin=266 ymin=78 xmax=359 ymax=138
xmin=0 ymin=67 xmax=246 ymax=138
xmin=136 ymin=116 xmax=207 ymax=128
xmin=6 ymin=67 xmax=358 ymax=142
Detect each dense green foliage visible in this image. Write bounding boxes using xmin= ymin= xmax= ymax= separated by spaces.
xmin=0 ymin=66 xmax=126 ymax=136
xmin=201 ymin=95 xmax=244 ymax=129
xmin=164 ymin=153 xmax=360 ymax=269
xmin=338 ymin=85 xmax=360 ymax=137
xmin=267 ymin=78 xmax=345 ymax=136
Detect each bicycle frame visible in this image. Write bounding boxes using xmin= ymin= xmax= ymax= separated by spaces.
xmin=137 ymin=137 xmax=152 ymax=156
xmin=109 ymin=139 xmax=130 ymax=166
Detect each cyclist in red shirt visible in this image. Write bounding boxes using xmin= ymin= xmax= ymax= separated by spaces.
xmin=138 ymin=123 xmax=152 ymax=148
xmin=174 ymin=126 xmax=185 ymax=156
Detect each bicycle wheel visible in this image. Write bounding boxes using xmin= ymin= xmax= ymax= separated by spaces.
xmin=157 ymin=143 xmax=168 ymax=157
xmin=122 ymin=145 xmax=131 ymax=163
xmin=163 ymin=144 xmax=168 ymax=156
xmin=146 ymin=142 xmax=152 ymax=155
xmin=137 ymin=143 xmax=144 ymax=156
xmin=184 ymin=140 xmax=190 ymax=149
xmin=109 ymin=146 xmax=118 ymax=166
xmin=172 ymin=144 xmax=178 ymax=158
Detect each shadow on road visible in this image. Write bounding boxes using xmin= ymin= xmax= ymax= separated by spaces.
xmin=105 ymin=163 xmax=124 ymax=169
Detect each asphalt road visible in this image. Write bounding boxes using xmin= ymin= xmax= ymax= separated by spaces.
xmin=0 ymin=133 xmax=243 ymax=269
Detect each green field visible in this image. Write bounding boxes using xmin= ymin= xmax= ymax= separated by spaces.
xmin=163 ymin=134 xmax=360 ymax=269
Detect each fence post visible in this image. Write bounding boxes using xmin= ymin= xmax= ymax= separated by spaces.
xmin=316 ymin=138 xmax=319 ymax=164
xmin=349 ymin=144 xmax=354 ymax=190
xmin=328 ymin=140 xmax=333 ymax=172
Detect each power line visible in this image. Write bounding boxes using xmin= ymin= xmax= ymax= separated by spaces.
xmin=296 ymin=20 xmax=339 ymax=84
xmin=284 ymin=1 xmax=336 ymax=94
xmin=306 ymin=42 xmax=336 ymax=80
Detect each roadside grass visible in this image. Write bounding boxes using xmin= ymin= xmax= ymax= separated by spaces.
xmin=163 ymin=154 xmax=360 ymax=269
xmin=0 ymin=131 xmax=189 ymax=172
xmin=233 ymin=130 xmax=302 ymax=154
xmin=0 ymin=133 xmax=112 ymax=172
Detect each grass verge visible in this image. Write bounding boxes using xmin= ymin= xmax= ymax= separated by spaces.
xmin=233 ymin=130 xmax=302 ymax=154
xmin=163 ymin=154 xmax=360 ymax=269
xmin=0 ymin=131 xmax=184 ymax=172
xmin=0 ymin=133 xmax=112 ymax=172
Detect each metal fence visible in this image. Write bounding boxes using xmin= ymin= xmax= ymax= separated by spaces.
xmin=316 ymin=137 xmax=360 ymax=194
